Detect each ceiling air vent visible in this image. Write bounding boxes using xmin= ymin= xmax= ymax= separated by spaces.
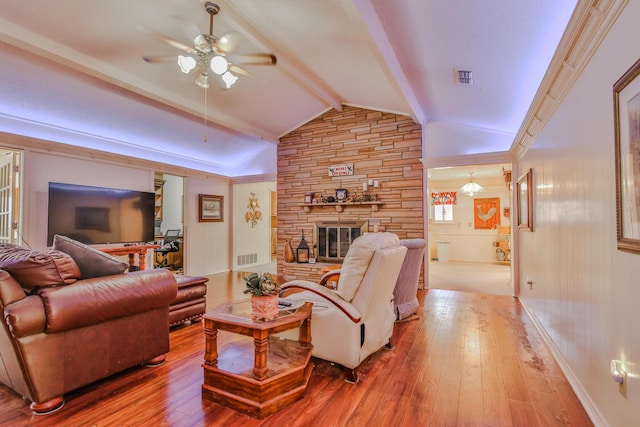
xmin=454 ymin=69 xmax=474 ymax=85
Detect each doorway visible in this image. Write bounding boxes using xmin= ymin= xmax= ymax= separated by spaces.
xmin=427 ymin=163 xmax=513 ymax=296
xmin=0 ymin=149 xmax=22 ymax=245
xmin=153 ymin=172 xmax=184 ymax=272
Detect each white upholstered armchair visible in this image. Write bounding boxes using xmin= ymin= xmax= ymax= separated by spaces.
xmin=280 ymin=232 xmax=407 ymax=383
xmin=393 ymin=238 xmax=426 ymax=320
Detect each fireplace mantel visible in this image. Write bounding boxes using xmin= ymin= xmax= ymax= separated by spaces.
xmin=297 ymin=201 xmax=383 ymax=213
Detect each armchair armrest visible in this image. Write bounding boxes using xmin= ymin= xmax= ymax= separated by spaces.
xmin=37 ymin=269 xmax=177 ymax=333
xmin=281 ymin=280 xmax=361 ymax=323
xmin=318 ymin=269 xmax=341 ymax=288
xmin=4 ymin=295 xmax=46 ymax=338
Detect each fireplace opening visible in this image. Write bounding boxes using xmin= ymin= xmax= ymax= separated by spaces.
xmin=314 ymin=221 xmax=368 ymax=262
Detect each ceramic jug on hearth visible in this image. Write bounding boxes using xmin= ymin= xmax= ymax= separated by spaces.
xmin=284 ymin=239 xmax=295 ymax=263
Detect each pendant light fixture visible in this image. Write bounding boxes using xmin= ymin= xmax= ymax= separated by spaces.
xmin=461 ymin=172 xmax=483 ymax=197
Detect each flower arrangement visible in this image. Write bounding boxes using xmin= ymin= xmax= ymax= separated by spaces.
xmin=243 ymin=272 xmax=281 ymax=297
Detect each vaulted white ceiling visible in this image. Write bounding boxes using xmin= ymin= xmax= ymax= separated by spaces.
xmin=0 ymin=0 xmax=577 ymax=177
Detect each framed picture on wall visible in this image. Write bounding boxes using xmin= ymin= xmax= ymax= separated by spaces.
xmin=614 ymin=58 xmax=640 ymax=254
xmin=517 ymin=168 xmax=533 ymax=231
xmin=199 ymin=194 xmax=223 ymax=222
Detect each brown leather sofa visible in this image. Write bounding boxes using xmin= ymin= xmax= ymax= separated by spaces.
xmin=170 ymin=275 xmax=208 ymax=326
xmin=0 ymin=242 xmax=177 ymax=415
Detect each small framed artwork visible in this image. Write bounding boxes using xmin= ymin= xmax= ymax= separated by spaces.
xmin=614 ymin=58 xmax=640 ymax=253
xmin=199 ymin=194 xmax=223 ymax=222
xmin=517 ymin=168 xmax=533 ymax=231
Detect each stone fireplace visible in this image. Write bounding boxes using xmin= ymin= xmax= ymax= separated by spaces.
xmin=314 ymin=221 xmax=368 ymax=262
xmin=276 ymin=105 xmax=424 ymax=284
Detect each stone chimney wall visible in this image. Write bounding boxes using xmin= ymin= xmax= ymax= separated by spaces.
xmin=277 ymin=105 xmax=424 ymax=282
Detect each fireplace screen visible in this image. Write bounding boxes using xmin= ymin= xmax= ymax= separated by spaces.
xmin=314 ymin=221 xmax=368 ymax=262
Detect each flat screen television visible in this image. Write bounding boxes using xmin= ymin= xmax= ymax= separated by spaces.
xmin=47 ymin=182 xmax=155 ymax=246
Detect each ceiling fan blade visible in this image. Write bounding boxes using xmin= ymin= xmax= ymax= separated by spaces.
xmin=215 ymin=31 xmax=243 ymax=55
xmin=135 ymin=24 xmax=193 ymax=53
xmin=171 ymin=15 xmax=203 ymax=45
xmin=228 ymin=53 xmax=277 ymax=66
xmin=142 ymin=54 xmax=178 ymax=64
xmin=228 ymin=64 xmax=252 ymax=78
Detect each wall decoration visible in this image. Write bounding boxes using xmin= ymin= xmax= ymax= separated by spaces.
xmin=199 ymin=194 xmax=223 ymax=222
xmin=517 ymin=168 xmax=533 ymax=231
xmin=614 ymin=58 xmax=640 ymax=253
xmin=245 ymin=192 xmax=263 ymax=228
xmin=328 ymin=163 xmax=354 ymax=176
xmin=474 ymin=197 xmax=500 ymax=229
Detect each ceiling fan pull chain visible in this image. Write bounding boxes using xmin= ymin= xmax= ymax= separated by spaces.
xmin=203 ymin=85 xmax=208 ymax=143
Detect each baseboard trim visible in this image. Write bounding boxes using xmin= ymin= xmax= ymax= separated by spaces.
xmin=519 ymin=298 xmax=607 ymax=427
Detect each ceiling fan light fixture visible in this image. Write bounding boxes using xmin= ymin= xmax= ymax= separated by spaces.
xmin=221 ymin=71 xmax=238 ymax=89
xmin=194 ymin=72 xmax=210 ymax=89
xmin=210 ymin=55 xmax=228 ymax=75
xmin=177 ymin=55 xmax=197 ymax=74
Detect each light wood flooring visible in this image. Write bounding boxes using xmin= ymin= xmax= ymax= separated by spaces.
xmin=0 ymin=271 xmax=592 ymax=426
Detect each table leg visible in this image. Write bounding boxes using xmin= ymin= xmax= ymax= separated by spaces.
xmin=299 ymin=314 xmax=312 ymax=348
xmin=253 ymin=336 xmax=269 ymax=380
xmin=203 ymin=328 xmax=219 ymax=366
xmin=138 ymin=251 xmax=146 ymax=270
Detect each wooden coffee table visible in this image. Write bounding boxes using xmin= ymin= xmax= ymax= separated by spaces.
xmin=201 ymin=300 xmax=313 ymax=419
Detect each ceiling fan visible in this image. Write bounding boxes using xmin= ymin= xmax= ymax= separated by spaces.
xmin=140 ymin=1 xmax=277 ymax=89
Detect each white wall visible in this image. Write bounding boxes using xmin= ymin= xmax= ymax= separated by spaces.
xmin=16 ymin=145 xmax=232 ymax=276
xmin=519 ymin=2 xmax=640 ymax=425
xmin=22 ymin=150 xmax=153 ymax=249
xmin=429 ymin=184 xmax=511 ymax=262
xmin=232 ymin=181 xmax=276 ymax=270
xmin=183 ymin=176 xmax=230 ymax=276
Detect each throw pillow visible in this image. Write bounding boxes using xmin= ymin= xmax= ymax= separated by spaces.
xmin=0 ymin=243 xmax=80 ymax=289
xmin=52 ymin=235 xmax=128 ymax=279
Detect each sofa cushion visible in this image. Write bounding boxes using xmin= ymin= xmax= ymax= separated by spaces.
xmin=52 ymin=234 xmax=128 ymax=279
xmin=0 ymin=269 xmax=27 ymax=306
xmin=0 ymin=244 xmax=80 ymax=289
xmin=335 ymin=232 xmax=400 ymax=302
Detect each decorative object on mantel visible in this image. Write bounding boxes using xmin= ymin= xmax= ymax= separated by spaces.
xmin=460 ymin=172 xmax=483 ymax=196
xmin=304 ymin=192 xmax=314 ymax=204
xmin=245 ymin=192 xmax=263 ymax=228
xmin=335 ymin=189 xmax=348 ymax=202
xmin=296 ymin=231 xmax=310 ymax=263
xmin=328 ymin=163 xmax=353 ymax=176
xmin=243 ymin=272 xmax=281 ymax=321
xmin=284 ymin=239 xmax=295 ymax=262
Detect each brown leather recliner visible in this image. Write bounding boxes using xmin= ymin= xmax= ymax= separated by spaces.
xmin=0 ymin=249 xmax=177 ymax=414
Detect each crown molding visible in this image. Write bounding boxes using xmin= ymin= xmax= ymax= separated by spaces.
xmin=0 ymin=131 xmax=231 ymax=182
xmin=511 ymin=0 xmax=629 ymax=159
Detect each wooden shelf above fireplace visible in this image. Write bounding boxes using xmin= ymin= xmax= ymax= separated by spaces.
xmin=296 ymin=201 xmax=383 ymax=213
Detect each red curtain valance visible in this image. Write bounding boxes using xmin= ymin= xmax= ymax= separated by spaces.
xmin=431 ymin=191 xmax=457 ymax=205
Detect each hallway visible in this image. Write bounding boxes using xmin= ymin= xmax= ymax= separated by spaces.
xmin=428 ymin=261 xmax=513 ymax=296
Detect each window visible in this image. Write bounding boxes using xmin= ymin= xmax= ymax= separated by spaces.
xmin=433 ymin=204 xmax=453 ymax=221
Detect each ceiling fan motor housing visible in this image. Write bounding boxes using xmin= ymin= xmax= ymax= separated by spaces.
xmin=205 ymin=2 xmax=220 ymax=16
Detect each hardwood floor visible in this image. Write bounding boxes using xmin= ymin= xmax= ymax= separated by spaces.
xmin=0 ymin=271 xmax=593 ymax=426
